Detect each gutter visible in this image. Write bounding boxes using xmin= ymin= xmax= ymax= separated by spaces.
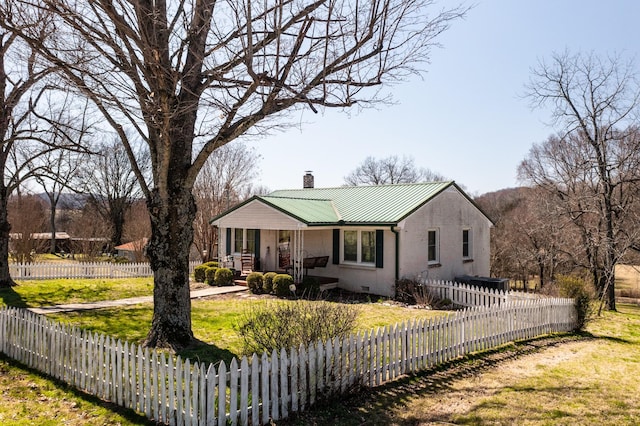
xmin=391 ymin=225 xmax=399 ymax=281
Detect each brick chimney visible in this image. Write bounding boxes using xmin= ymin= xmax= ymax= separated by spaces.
xmin=303 ymin=171 xmax=314 ymax=188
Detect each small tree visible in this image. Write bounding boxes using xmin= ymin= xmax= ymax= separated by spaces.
xmin=344 ymin=155 xmax=446 ymax=186
xmin=7 ymin=195 xmax=48 ymax=262
xmin=193 ymin=142 xmax=261 ymax=262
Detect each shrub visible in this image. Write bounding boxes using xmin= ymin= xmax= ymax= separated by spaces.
xmin=204 ymin=261 xmax=219 ymax=268
xmin=235 ymin=300 xmax=358 ymax=355
xmin=273 ymin=274 xmax=294 ymax=297
xmin=214 ymin=268 xmax=235 ymax=286
xmin=395 ymin=277 xmax=440 ymax=307
xmin=555 ymin=274 xmax=595 ymax=331
xmin=205 ymin=267 xmax=218 ymax=286
xmin=263 ymin=272 xmax=277 ymax=294
xmin=246 ymin=272 xmax=264 ymax=294
xmin=194 ymin=264 xmax=209 ymax=283
xmin=395 ymin=277 xmax=419 ymax=304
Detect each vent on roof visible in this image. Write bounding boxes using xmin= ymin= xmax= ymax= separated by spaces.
xmin=303 ymin=171 xmax=314 ymax=188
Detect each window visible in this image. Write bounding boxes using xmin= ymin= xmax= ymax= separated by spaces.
xmin=246 ymin=229 xmax=256 ymax=254
xmin=344 ymin=230 xmax=358 ymax=262
xmin=427 ymin=229 xmax=439 ymax=263
xmin=233 ymin=228 xmax=258 ymax=254
xmin=462 ymin=228 xmax=472 ymax=258
xmin=234 ymin=228 xmax=243 ymax=253
xmin=342 ymin=229 xmax=376 ymax=264
xmin=361 ymin=231 xmax=376 ymax=263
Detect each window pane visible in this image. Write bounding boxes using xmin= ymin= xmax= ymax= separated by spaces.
xmin=462 ymin=229 xmax=470 ymax=257
xmin=361 ymin=231 xmax=376 ymax=263
xmin=234 ymin=228 xmax=243 ymax=253
xmin=344 ymin=231 xmax=357 ymax=262
xmin=247 ymin=229 xmax=256 ymax=254
xmin=428 ymin=230 xmax=437 ymax=262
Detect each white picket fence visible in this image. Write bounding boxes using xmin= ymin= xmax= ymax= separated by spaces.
xmin=9 ymin=261 xmax=200 ymax=280
xmin=0 ymin=295 xmax=577 ymax=425
xmin=420 ymin=279 xmax=544 ymax=308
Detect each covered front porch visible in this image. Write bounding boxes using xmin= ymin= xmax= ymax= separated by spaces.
xmin=211 ymin=199 xmax=338 ymax=284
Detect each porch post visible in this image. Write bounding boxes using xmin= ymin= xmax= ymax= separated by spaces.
xmin=293 ymin=227 xmax=304 ymax=283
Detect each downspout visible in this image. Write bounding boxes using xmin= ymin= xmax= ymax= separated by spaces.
xmin=391 ymin=225 xmax=399 ymax=281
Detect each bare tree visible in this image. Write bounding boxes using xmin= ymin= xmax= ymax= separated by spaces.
xmin=477 ymin=187 xmax=572 ymax=290
xmin=522 ymin=51 xmax=640 ymax=310
xmin=66 ymin=201 xmax=111 ymax=259
xmin=30 ymin=149 xmax=85 ymax=254
xmin=5 ymin=0 xmax=468 ymax=348
xmin=122 ymin=200 xmax=151 ymax=262
xmin=344 ymin=155 xmax=446 ymax=185
xmin=78 ymin=139 xmax=147 ymax=251
xmin=0 ymin=10 xmax=90 ymax=287
xmin=193 ymin=142 xmax=261 ymax=262
xmin=7 ymin=194 xmax=47 ymax=263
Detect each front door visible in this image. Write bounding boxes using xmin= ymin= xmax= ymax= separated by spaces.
xmin=278 ymin=230 xmax=291 ymax=270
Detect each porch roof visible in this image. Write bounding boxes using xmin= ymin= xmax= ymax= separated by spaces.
xmin=211 ymin=181 xmax=474 ymax=227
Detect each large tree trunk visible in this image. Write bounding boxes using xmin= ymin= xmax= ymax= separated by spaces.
xmin=143 ymin=187 xmax=196 ymax=350
xmin=110 ymin=207 xmax=125 ymax=248
xmin=0 ymin=187 xmax=16 ymax=287
xmin=49 ymin=200 xmax=57 ymax=254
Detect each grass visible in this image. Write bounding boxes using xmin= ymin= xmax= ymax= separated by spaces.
xmin=0 ymin=353 xmax=154 ymax=426
xmin=0 ymin=277 xmax=154 ymax=308
xmin=49 ymin=297 xmax=448 ymax=365
xmin=616 ymin=264 xmax=640 ymax=299
xmin=280 ymin=304 xmax=640 ymax=425
xmin=3 ymin=275 xmax=640 ymax=424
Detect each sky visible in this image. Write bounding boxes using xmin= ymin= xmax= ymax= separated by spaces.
xmin=245 ymin=0 xmax=640 ymax=197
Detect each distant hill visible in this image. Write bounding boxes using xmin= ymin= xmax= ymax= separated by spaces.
xmin=474 ymin=187 xmax=532 ymax=222
xmin=34 ymin=193 xmax=90 ymax=210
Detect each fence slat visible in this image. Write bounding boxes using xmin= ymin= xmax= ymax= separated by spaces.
xmin=9 ymin=261 xmax=199 ymax=280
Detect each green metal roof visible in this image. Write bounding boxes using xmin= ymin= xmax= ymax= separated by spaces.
xmin=260 ymin=197 xmax=340 ymax=224
xmin=209 ymin=181 xmax=495 ymax=227
xmin=261 ymin=181 xmax=456 ymax=225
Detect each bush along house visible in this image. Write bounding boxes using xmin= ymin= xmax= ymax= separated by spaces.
xmin=210 ymin=178 xmax=493 ymax=297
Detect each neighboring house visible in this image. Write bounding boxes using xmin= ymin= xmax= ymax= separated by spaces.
xmin=9 ymin=232 xmax=72 ymax=254
xmin=114 ymin=238 xmax=148 ymax=262
xmin=210 ymin=181 xmax=493 ymax=297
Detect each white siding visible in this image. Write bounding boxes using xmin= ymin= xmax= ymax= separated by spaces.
xmin=334 ymin=229 xmax=396 ymax=297
xmin=213 ymin=186 xmax=492 ymax=297
xmin=214 ymin=200 xmax=305 ymax=230
xmin=399 ymin=186 xmax=491 ymax=283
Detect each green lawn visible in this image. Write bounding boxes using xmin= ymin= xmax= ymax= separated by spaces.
xmin=280 ymin=304 xmax=640 ymax=425
xmin=0 ymin=354 xmax=153 ymax=426
xmin=1 ymin=277 xmax=448 ymax=364
xmin=0 ymin=277 xmax=154 ymax=308
xmin=49 ymin=298 xmax=448 ymax=365
xmin=2 ymin=277 xmax=640 ymax=424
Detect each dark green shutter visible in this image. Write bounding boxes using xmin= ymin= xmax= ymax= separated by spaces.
xmin=225 ymin=228 xmax=231 ymax=255
xmin=375 ymin=229 xmax=384 ymax=268
xmin=332 ymin=229 xmax=340 ymax=264
xmin=254 ymin=229 xmax=261 ymax=269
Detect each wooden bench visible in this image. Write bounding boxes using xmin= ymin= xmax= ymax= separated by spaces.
xmin=302 ymin=256 xmax=329 ymax=273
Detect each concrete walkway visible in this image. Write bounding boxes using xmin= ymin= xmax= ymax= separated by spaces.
xmin=28 ymin=285 xmax=248 ymax=315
